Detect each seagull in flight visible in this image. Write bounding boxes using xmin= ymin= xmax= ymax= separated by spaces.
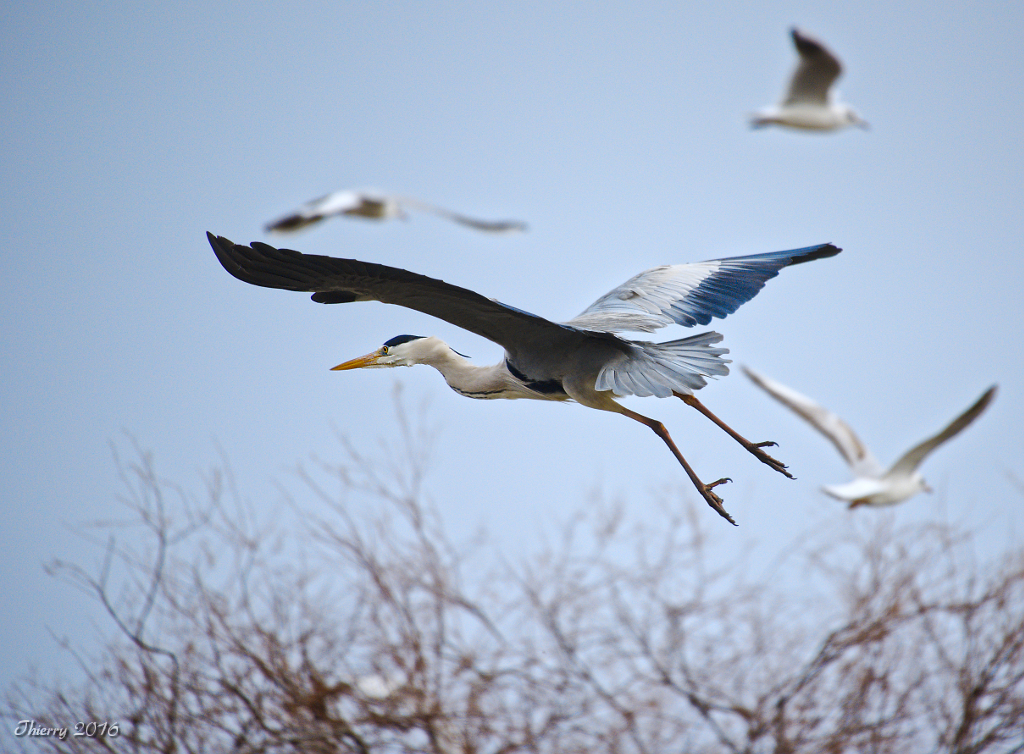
xmin=743 ymin=367 xmax=996 ymax=507
xmin=208 ymin=233 xmax=841 ymax=525
xmin=751 ymin=27 xmax=868 ymax=131
xmin=265 ymin=189 xmax=528 ymax=235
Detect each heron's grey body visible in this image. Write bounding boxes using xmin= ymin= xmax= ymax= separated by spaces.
xmin=265 ymin=189 xmax=528 ymax=234
xmin=208 ymin=233 xmax=840 ymax=524
xmin=367 ymin=332 xmax=729 ymax=406
xmin=743 ymin=367 xmax=996 ymax=507
xmin=751 ymin=28 xmax=867 ymax=131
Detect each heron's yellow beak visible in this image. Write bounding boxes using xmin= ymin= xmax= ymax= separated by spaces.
xmin=330 ymin=349 xmax=383 ymax=371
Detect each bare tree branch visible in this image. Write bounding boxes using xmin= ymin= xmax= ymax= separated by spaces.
xmin=6 ymin=402 xmax=1024 ymax=753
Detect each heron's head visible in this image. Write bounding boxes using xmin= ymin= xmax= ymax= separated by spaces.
xmin=331 ymin=334 xmax=453 ymax=370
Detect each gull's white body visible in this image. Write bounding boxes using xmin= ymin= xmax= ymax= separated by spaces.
xmin=751 ymin=28 xmax=867 ymax=132
xmin=265 ymin=188 xmax=528 ymax=234
xmin=820 ymin=474 xmax=929 ymax=508
xmin=743 ymin=367 xmax=996 ymax=507
xmin=753 ymin=103 xmax=862 ymax=132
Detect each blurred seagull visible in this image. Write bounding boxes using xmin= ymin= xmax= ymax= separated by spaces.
xmin=751 ymin=27 xmax=868 ymax=131
xmin=265 ymin=188 xmax=528 ymax=234
xmin=209 ymin=233 xmax=841 ymax=525
xmin=743 ymin=367 xmax=996 ymax=507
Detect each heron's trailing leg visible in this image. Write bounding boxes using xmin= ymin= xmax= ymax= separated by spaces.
xmin=675 ymin=392 xmax=794 ymax=479
xmin=619 ymin=406 xmax=737 ymax=526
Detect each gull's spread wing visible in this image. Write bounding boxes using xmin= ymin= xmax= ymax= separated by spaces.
xmin=391 ymin=195 xmax=528 ymax=234
xmin=743 ymin=366 xmax=882 ymax=477
xmin=264 ymin=190 xmax=387 ymax=232
xmin=887 ymin=386 xmax=997 ymax=477
xmin=784 ymin=28 xmax=842 ymax=105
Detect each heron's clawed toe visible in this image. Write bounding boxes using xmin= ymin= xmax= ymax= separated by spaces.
xmin=699 ymin=478 xmax=736 ymax=525
xmin=754 ymin=440 xmax=778 ymax=449
xmin=749 ymin=443 xmax=795 ymax=479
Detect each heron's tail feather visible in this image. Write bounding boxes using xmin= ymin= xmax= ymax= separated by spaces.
xmin=595 ymin=332 xmax=730 ymax=398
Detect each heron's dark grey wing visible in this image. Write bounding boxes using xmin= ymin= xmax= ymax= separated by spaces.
xmin=566 ymin=243 xmax=841 ymax=334
xmin=208 ymin=234 xmax=612 ymax=359
xmin=887 ymin=386 xmax=998 ymax=477
xmin=784 ymin=28 xmax=842 ymax=105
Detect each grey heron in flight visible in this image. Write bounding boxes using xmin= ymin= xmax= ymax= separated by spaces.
xmin=744 ymin=367 xmax=996 ymax=507
xmin=208 ymin=233 xmax=841 ymax=525
xmin=751 ymin=27 xmax=868 ymax=131
xmin=265 ymin=188 xmax=528 ymax=234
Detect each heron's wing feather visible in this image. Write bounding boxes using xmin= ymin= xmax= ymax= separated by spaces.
xmin=208 ymin=234 xmax=613 ymax=359
xmin=887 ymin=386 xmax=997 ymax=477
xmin=596 ymin=331 xmax=730 ymax=399
xmin=784 ymin=28 xmax=842 ymax=105
xmin=393 ymin=195 xmax=529 ymax=234
xmin=565 ymin=244 xmax=840 ymax=334
xmin=743 ymin=366 xmax=882 ymax=475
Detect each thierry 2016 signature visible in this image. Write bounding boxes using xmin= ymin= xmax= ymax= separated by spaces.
xmin=13 ymin=720 xmax=120 ymax=740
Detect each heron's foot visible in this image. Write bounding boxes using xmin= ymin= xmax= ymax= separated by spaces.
xmin=745 ymin=440 xmax=794 ymax=479
xmin=698 ymin=477 xmax=736 ymax=525
xmin=675 ymin=393 xmax=795 ymax=481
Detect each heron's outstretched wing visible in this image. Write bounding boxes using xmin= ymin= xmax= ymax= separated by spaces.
xmin=566 ymin=244 xmax=840 ymax=334
xmin=743 ymin=366 xmax=882 ymax=476
xmin=208 ymin=234 xmax=617 ymax=360
xmin=887 ymin=386 xmax=997 ymax=478
xmin=784 ymin=28 xmax=842 ymax=106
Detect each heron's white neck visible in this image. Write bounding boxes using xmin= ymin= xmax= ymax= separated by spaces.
xmin=409 ymin=338 xmax=524 ymax=400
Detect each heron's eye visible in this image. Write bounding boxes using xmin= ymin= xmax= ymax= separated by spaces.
xmin=381 ymin=346 xmax=389 ymax=355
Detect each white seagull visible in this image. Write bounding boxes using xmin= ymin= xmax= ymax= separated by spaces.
xmin=751 ymin=27 xmax=868 ymax=131
xmin=743 ymin=367 xmax=996 ymax=507
xmin=265 ymin=189 xmax=528 ymax=235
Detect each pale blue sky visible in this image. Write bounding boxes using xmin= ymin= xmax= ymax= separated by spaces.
xmin=2 ymin=0 xmax=1022 ymax=703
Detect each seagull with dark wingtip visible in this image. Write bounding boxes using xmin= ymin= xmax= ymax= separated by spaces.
xmin=265 ymin=188 xmax=528 ymax=235
xmin=208 ymin=232 xmax=841 ymax=525
xmin=744 ymin=366 xmax=996 ymax=507
xmin=751 ymin=27 xmax=868 ymax=131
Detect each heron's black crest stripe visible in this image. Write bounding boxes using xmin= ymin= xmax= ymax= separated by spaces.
xmin=384 ymin=334 xmax=426 ymax=347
